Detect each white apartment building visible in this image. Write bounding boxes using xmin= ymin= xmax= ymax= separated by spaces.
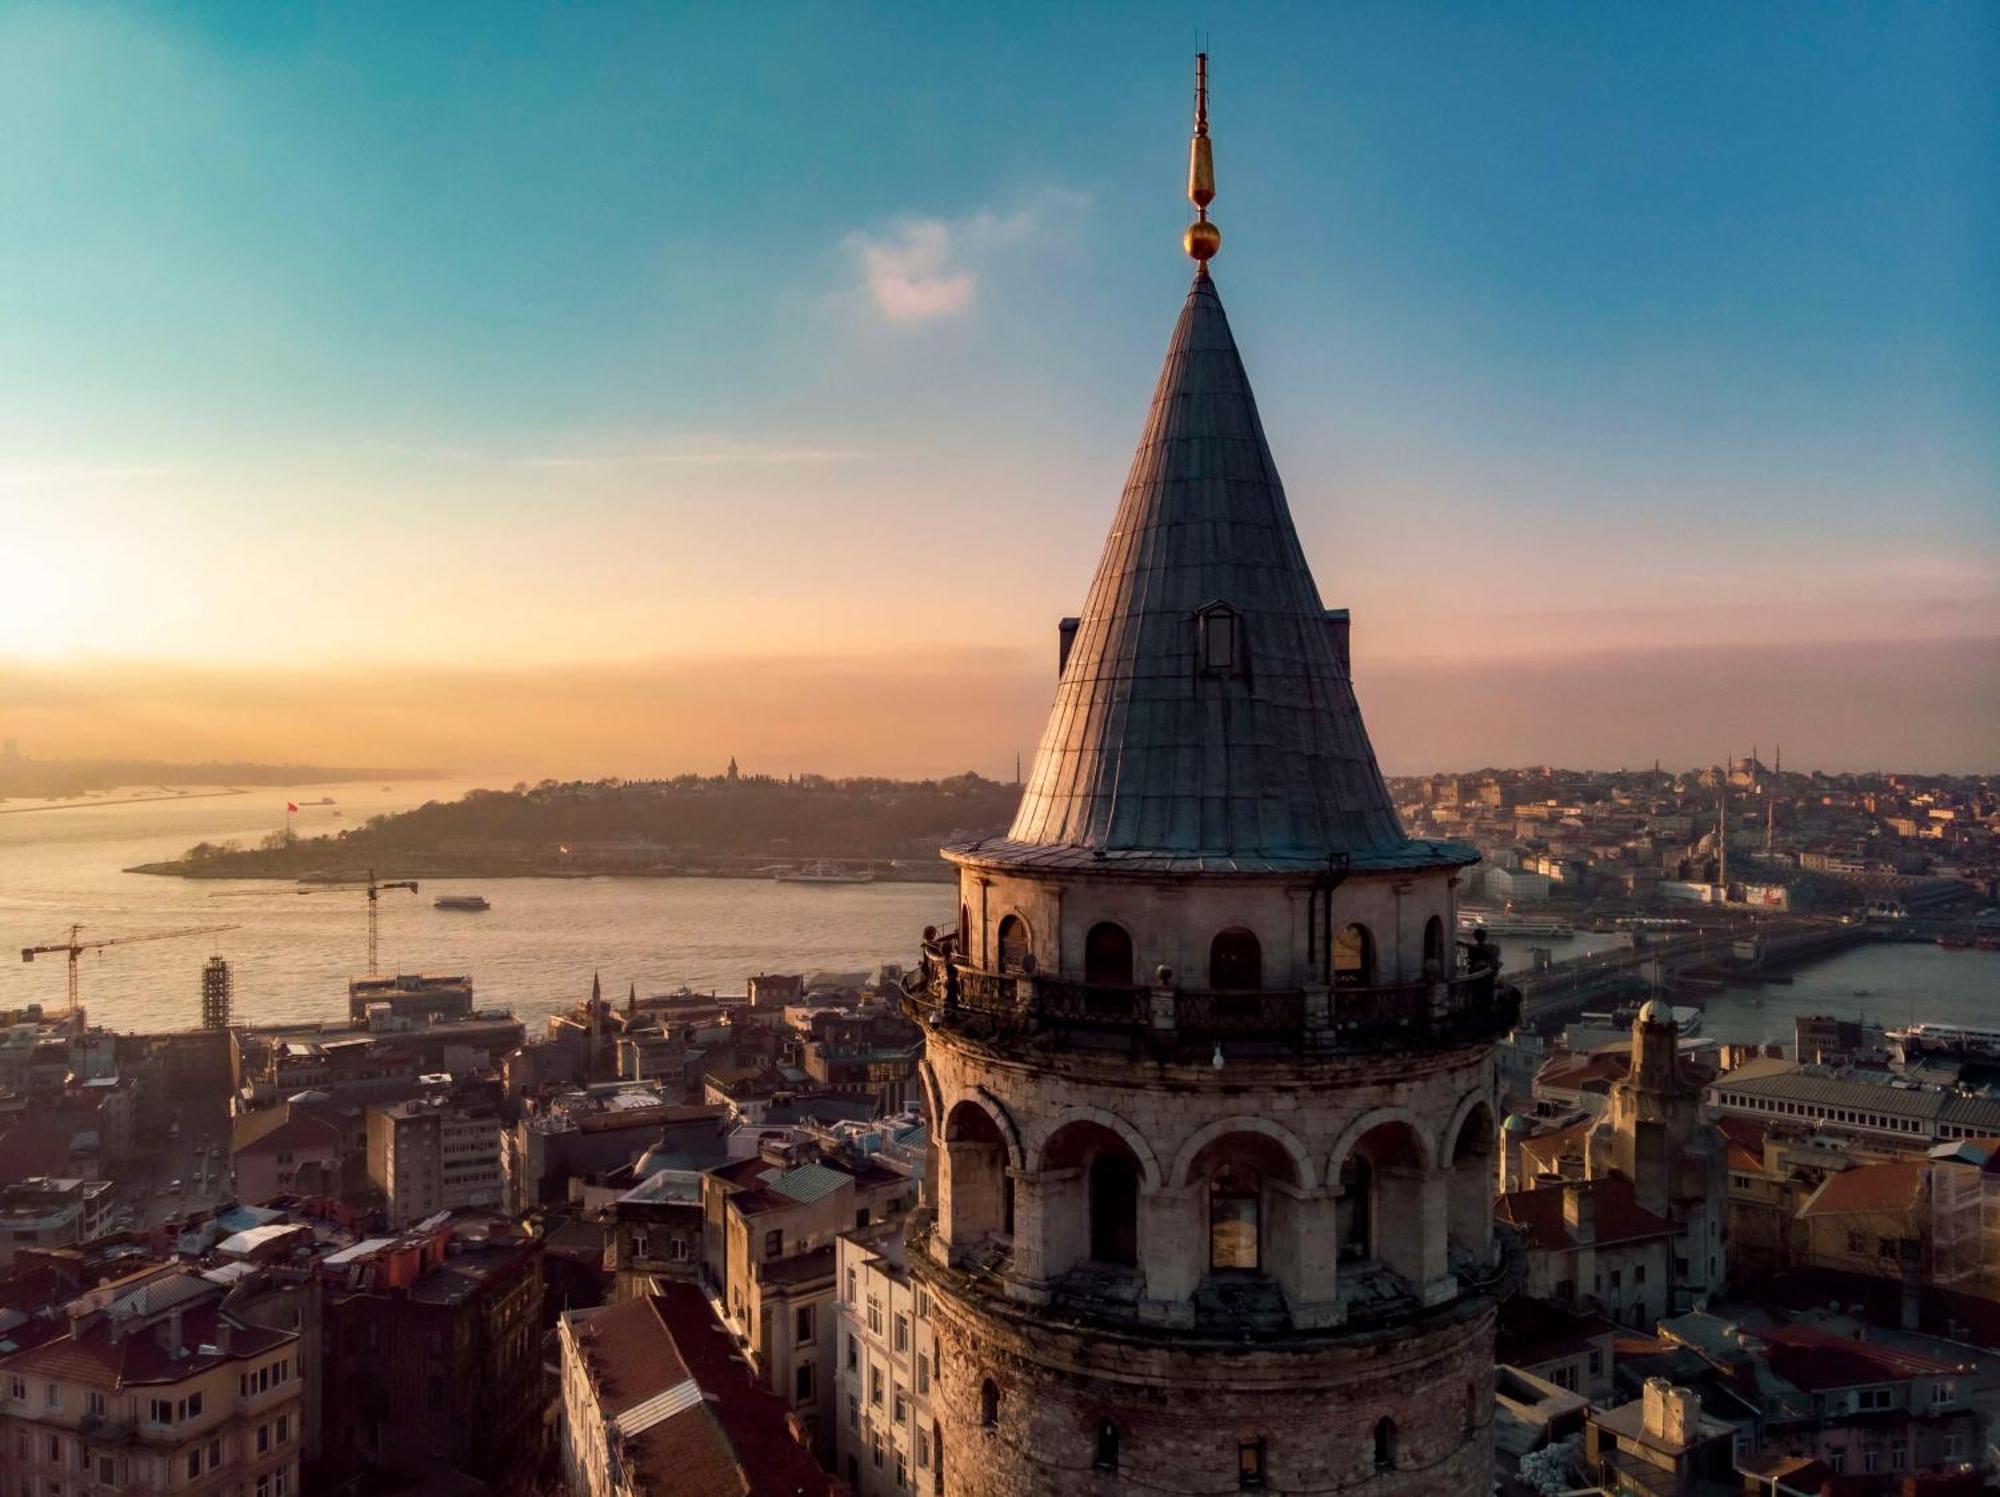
xmin=835 ymin=1223 xmax=937 ymax=1497
xmin=366 ymin=1097 xmax=502 ymax=1226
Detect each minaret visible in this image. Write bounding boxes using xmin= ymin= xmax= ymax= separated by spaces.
xmin=907 ymin=57 xmax=1516 ymax=1497
xmin=1717 ymin=785 xmax=1728 ymax=895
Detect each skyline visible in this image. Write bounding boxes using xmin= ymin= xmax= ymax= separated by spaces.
xmin=2 ymin=3 xmax=1994 ymax=772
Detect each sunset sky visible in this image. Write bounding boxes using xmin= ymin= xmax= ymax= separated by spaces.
xmin=2 ymin=4 xmax=1994 ymax=774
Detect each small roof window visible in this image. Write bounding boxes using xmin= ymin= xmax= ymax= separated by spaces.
xmin=1196 ymin=602 xmax=1241 ymax=677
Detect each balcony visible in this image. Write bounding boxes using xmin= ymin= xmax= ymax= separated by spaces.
xmin=906 ymin=942 xmax=1517 ymax=1056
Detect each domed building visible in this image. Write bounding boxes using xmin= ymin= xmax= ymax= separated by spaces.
xmin=902 ymin=58 xmax=1522 ymax=1497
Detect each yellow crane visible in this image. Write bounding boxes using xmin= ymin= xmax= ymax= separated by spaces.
xmin=21 ymin=923 xmax=241 ymax=1014
xmin=296 ymin=868 xmax=418 ymax=976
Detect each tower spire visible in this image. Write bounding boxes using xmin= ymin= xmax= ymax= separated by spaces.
xmin=1184 ymin=52 xmax=1220 ymax=271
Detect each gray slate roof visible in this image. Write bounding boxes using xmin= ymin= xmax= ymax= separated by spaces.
xmin=967 ymin=271 xmax=1469 ymax=875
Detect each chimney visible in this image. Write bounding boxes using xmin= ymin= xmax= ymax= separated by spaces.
xmin=1663 ymin=1385 xmax=1697 ymax=1446
xmin=1561 ymin=1181 xmax=1595 ymax=1245
xmin=215 ymin=1320 xmax=233 ymax=1354
xmin=1640 ymin=1377 xmax=1671 ymax=1440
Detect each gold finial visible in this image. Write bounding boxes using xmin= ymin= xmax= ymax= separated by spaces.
xmin=1184 ymin=51 xmax=1220 ymax=270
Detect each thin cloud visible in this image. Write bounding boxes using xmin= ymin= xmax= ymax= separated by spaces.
xmin=847 ymin=189 xmax=1090 ymax=324
xmin=0 ymin=463 xmax=189 ymax=485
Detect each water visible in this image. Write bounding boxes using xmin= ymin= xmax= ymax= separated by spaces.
xmin=2 ymin=782 xmax=1990 ymax=1043
xmin=0 ymin=781 xmax=951 ymax=1032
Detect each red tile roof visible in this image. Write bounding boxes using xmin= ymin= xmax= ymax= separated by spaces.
xmin=1494 ymin=1176 xmax=1674 ymax=1252
xmin=1519 ymin=1120 xmax=1591 ymax=1175
xmin=1756 ymin=1322 xmax=1959 ymax=1392
xmin=3 ymin=1292 xmax=292 ymax=1389
xmin=1799 ymin=1160 xmax=1929 ymax=1219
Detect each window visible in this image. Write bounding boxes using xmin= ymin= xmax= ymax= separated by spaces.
xmin=96 ymin=1457 xmax=114 ymax=1484
xmin=1333 ymin=923 xmax=1375 ymax=988
xmin=86 ymin=1391 xmax=106 ymax=1418
xmin=277 ymin=1414 xmax=289 ymax=1443
xmin=1847 ymin=1228 xmax=1867 ymax=1253
xmin=979 ymin=1378 xmax=999 ymax=1429
xmin=897 ymin=1451 xmax=910 ymax=1489
xmin=917 ymin=1427 xmax=931 ymax=1469
xmin=184 ymin=1393 xmax=203 ymax=1419
xmin=1374 ymin=1417 xmax=1396 ymax=1472
xmin=6 ymin=1375 xmax=21 ymax=1400
xmin=916 ymin=1350 xmax=930 ymax=1395
xmin=1891 ymin=1446 xmax=1907 ymax=1470
xmin=795 ymin=1304 xmax=815 ymax=1345
xmin=894 ymin=1386 xmax=907 ymax=1423
xmin=1864 ymin=1449 xmax=1881 ymax=1474
xmin=149 ymin=1399 xmax=173 ymax=1425
xmin=795 ymin=1362 xmax=815 ymax=1403
xmin=848 ymin=1394 xmax=859 ymax=1431
xmin=1945 ymin=1433 xmax=1964 ymax=1460
xmin=1856 ymin=1387 xmax=1893 ymax=1411
xmin=1609 ymin=1269 xmax=1622 ymax=1290
xmin=871 ymin=1366 xmax=885 ymax=1407
xmin=43 ymin=1383 xmax=58 ymax=1411
xmin=894 ymin=1313 xmax=909 ymax=1353
xmin=1422 ymin=915 xmax=1446 ymax=976
xmin=846 ymin=1267 xmax=858 ymax=1302
xmin=1199 ymin=605 xmax=1239 ymax=675
xmin=1827 ymin=1450 xmax=1845 ymax=1474
xmin=868 ymin=1296 xmax=883 ymax=1335
xmin=1633 ymin=1265 xmax=1645 ymax=1284
xmin=1209 ymin=928 xmax=1261 ymax=991
xmin=1083 ymin=922 xmax=1135 ymax=988
xmin=207 ymin=1441 xmax=219 ymax=1470
xmin=764 ymin=1229 xmax=784 ymax=1259
xmin=1933 ymin=1380 xmax=1957 ymax=1406
xmin=1549 ymin=1365 xmax=1577 ymax=1392
xmin=1209 ymin=1162 xmax=1261 ymax=1271
xmin=1238 ymin=1438 xmax=1266 ymax=1490
xmin=1587 ymin=1349 xmax=1603 ymax=1376
xmin=187 ymin=1453 xmax=201 ymax=1481
xmin=915 ymin=1288 xmax=929 ymax=1320
xmin=847 ymin=1335 xmax=859 ymax=1372
xmin=256 ymin=1477 xmax=271 ymax=1497
xmin=1095 ymin=1418 xmax=1119 ymax=1473
xmin=258 ymin=1424 xmax=271 ymax=1454
xmin=873 ymin=1430 xmax=885 ymax=1468
xmin=997 ymin=915 xmax=1032 ymax=974
xmin=276 ymin=1474 xmax=290 ymax=1497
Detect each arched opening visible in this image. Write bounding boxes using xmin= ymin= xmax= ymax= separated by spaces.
xmin=1041 ymin=1120 xmax=1144 ymax=1274
xmin=1188 ymin=1132 xmax=1299 ymax=1280
xmin=1423 ymin=915 xmax=1446 ymax=978
xmin=997 ymin=915 xmax=1031 ymax=973
xmin=1373 ymin=1417 xmax=1396 ymax=1471
xmin=1208 ymin=928 xmax=1262 ymax=991
xmin=957 ymin=902 xmax=970 ymax=955
xmin=979 ymin=1378 xmax=999 ymax=1429
xmin=1083 ymin=922 xmax=1134 ymax=987
xmin=1446 ymin=1102 xmax=1497 ymax=1268
xmin=1334 ymin=1120 xmax=1431 ymax=1286
xmin=1333 ymin=923 xmax=1375 ymax=988
xmin=1094 ymin=1418 xmax=1119 ymax=1473
xmin=933 ymin=1422 xmax=944 ymax=1493
xmin=942 ymin=1101 xmax=1012 ymax=1255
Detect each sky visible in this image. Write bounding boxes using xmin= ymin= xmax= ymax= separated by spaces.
xmin=1 ymin=3 xmax=1994 ymax=775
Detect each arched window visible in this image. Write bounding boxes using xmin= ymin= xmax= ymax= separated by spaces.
xmin=997 ymin=915 xmax=1031 ymax=974
xmin=1083 ymin=922 xmax=1134 ymax=987
xmin=1088 ymin=1153 xmax=1139 ymax=1266
xmin=1338 ymin=1155 xmax=1373 ymax=1262
xmin=1208 ymin=1162 xmax=1261 ymax=1271
xmin=958 ymin=903 xmax=970 ymax=954
xmin=933 ymin=1423 xmax=944 ymax=1493
xmin=1094 ymin=1418 xmax=1119 ymax=1473
xmin=980 ymin=1378 xmax=999 ymax=1429
xmin=1423 ymin=915 xmax=1446 ymax=977
xmin=1373 ymin=1417 xmax=1396 ymax=1471
xmin=1333 ymin=923 xmax=1375 ymax=988
xmin=1208 ymin=928 xmax=1261 ymax=991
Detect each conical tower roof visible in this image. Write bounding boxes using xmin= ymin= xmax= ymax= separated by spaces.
xmin=958 ymin=271 xmax=1470 ymax=876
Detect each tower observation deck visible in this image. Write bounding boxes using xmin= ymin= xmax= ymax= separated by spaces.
xmin=902 ymin=57 xmax=1521 ymax=1497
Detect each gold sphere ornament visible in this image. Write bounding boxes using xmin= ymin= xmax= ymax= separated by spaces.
xmin=1184 ymin=219 xmax=1222 ymax=263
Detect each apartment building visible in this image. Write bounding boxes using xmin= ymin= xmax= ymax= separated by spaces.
xmin=835 ymin=1221 xmax=939 ymax=1497
xmin=0 ymin=1178 xmax=114 ymax=1268
xmin=0 ymin=1264 xmax=302 ymax=1497
xmin=365 ymin=1096 xmax=502 ymax=1226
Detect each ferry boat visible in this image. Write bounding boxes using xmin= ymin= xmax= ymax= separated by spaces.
xmin=1890 ymin=1022 xmax=2000 ymax=1062
xmin=775 ymin=862 xmax=875 ymax=885
xmin=1458 ymin=912 xmax=1576 ymax=938
xmin=433 ymin=894 xmax=491 ymax=912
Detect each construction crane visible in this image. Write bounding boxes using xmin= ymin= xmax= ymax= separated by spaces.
xmin=21 ymin=923 xmax=241 ymax=1014
xmin=297 ymin=868 xmax=418 ymax=976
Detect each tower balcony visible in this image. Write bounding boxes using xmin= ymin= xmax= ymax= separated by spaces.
xmin=903 ymin=937 xmax=1517 ymax=1057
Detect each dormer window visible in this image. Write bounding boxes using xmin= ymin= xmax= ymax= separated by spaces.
xmin=1197 ymin=603 xmax=1241 ymax=677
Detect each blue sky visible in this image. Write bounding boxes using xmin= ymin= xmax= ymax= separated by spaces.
xmin=0 ymin=2 xmax=1993 ymax=768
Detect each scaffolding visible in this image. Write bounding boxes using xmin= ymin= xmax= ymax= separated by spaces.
xmin=200 ymin=956 xmax=233 ymax=1030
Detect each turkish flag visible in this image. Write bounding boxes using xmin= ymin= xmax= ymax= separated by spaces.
xmin=286 ymin=801 xmax=299 ymax=813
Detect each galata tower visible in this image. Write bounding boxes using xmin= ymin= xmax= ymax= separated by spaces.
xmin=907 ymin=56 xmax=1522 ymax=1497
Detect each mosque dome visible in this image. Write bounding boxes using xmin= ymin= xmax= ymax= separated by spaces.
xmin=1638 ymin=997 xmax=1674 ymax=1026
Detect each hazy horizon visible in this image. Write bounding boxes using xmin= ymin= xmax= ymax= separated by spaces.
xmin=5 ymin=635 xmax=1992 ymax=783
xmin=2 ymin=5 xmax=1992 ymax=769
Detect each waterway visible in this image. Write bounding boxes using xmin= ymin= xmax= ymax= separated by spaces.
xmin=0 ymin=782 xmax=1991 ymax=1043
xmin=0 ymin=781 xmax=951 ymax=1032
